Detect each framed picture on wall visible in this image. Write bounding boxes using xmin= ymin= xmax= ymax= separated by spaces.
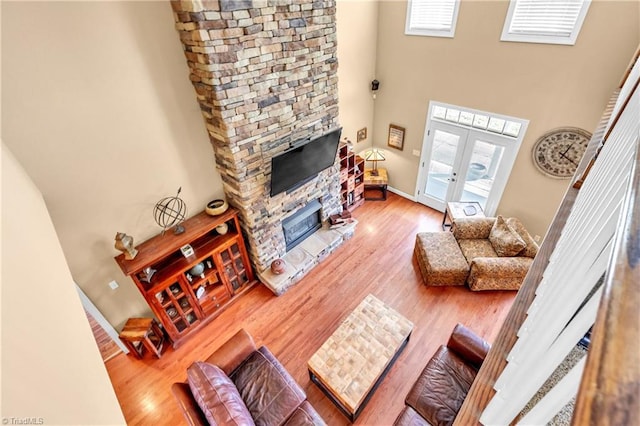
xmin=357 ymin=127 xmax=367 ymax=142
xmin=387 ymin=124 xmax=405 ymax=151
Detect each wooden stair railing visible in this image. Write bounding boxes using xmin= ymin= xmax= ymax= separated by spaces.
xmin=571 ymin=126 xmax=639 ymax=425
xmin=455 ymin=45 xmax=639 ymax=425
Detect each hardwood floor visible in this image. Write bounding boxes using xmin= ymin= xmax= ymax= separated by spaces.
xmin=105 ymin=193 xmax=516 ymax=425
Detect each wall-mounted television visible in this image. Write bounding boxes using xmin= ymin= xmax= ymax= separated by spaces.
xmin=270 ymin=127 xmax=342 ymax=197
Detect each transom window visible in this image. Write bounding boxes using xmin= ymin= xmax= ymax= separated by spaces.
xmin=501 ymin=0 xmax=591 ymax=45
xmin=405 ymin=0 xmax=460 ymax=38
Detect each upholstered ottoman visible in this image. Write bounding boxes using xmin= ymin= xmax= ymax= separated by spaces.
xmin=414 ymin=232 xmax=469 ymax=286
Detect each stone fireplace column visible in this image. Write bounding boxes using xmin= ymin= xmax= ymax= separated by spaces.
xmin=170 ymin=0 xmax=342 ymax=271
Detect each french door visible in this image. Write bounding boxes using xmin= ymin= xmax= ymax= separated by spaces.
xmin=416 ymin=120 xmax=520 ymax=216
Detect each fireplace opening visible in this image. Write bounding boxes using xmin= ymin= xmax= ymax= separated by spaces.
xmin=282 ymin=200 xmax=322 ymax=252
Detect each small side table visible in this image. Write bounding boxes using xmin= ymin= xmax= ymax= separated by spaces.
xmin=364 ymin=168 xmax=388 ymax=201
xmin=442 ymin=201 xmax=485 ymax=230
xmin=119 ymin=318 xmax=165 ymax=359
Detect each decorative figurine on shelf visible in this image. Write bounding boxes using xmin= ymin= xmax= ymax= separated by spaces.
xmin=140 ymin=266 xmax=156 ymax=283
xmin=114 ymin=232 xmax=138 ymax=260
xmin=342 ymin=137 xmax=354 ymax=152
xmin=189 ymin=262 xmax=205 ymax=279
xmin=196 ymin=286 xmax=205 ymax=299
xmin=216 ymin=222 xmax=229 ymax=235
xmin=153 ymin=187 xmax=187 ymax=235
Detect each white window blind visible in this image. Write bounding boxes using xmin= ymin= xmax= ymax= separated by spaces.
xmin=405 ymin=0 xmax=460 ymax=38
xmin=501 ymin=0 xmax=591 ymax=45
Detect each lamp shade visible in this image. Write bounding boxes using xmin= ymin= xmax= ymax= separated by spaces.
xmin=364 ymin=149 xmax=386 ymax=162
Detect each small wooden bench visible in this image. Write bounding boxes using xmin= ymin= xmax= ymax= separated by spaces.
xmin=414 ymin=232 xmax=469 ymax=286
xmin=119 ymin=318 xmax=164 ymax=359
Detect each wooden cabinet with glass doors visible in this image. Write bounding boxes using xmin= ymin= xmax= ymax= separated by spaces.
xmin=115 ymin=208 xmax=256 ymax=347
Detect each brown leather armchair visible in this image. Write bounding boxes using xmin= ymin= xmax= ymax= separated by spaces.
xmin=394 ymin=324 xmax=490 ymax=426
xmin=172 ymin=329 xmax=325 ymax=425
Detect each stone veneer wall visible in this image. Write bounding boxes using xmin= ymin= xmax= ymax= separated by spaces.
xmin=170 ymin=0 xmax=342 ymax=271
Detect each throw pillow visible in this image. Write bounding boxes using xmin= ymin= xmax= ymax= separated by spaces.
xmin=489 ymin=216 xmax=526 ymax=257
xmin=187 ymin=361 xmax=255 ymax=426
xmin=506 ymin=217 xmax=539 ymax=258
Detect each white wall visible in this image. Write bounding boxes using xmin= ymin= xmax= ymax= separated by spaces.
xmin=336 ymin=0 xmax=379 ymax=152
xmin=2 ymin=1 xmax=226 ymax=330
xmin=2 ymin=0 xmax=381 ymax=332
xmin=1 ymin=144 xmax=126 ymax=425
xmin=373 ymin=0 xmax=639 ymax=237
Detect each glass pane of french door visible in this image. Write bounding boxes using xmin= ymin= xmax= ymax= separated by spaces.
xmin=424 ymin=129 xmax=463 ymax=202
xmin=418 ymin=102 xmax=526 ymax=216
xmin=460 ymin=139 xmax=505 ymax=210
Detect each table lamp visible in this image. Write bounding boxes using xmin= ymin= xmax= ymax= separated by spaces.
xmin=364 ymin=148 xmax=386 ymax=176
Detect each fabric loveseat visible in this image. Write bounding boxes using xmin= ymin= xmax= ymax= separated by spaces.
xmin=414 ymin=215 xmax=538 ymax=290
xmin=453 ymin=216 xmax=538 ymax=290
xmin=172 ymin=329 xmax=325 ymax=426
xmin=394 ymin=324 xmax=490 ymax=426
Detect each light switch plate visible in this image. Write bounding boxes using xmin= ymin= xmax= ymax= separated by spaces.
xmin=108 ymin=280 xmax=119 ymax=290
xmin=412 ymin=149 xmax=421 ymax=157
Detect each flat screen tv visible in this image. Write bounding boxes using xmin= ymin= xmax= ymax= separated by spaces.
xmin=270 ymin=127 xmax=342 ymax=196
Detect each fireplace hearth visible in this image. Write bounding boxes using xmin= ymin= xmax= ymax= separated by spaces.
xmin=259 ymin=218 xmax=358 ymax=296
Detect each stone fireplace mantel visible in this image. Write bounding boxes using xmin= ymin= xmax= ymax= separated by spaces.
xmin=170 ymin=0 xmax=345 ymax=291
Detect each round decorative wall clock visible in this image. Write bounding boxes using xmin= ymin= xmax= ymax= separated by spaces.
xmin=532 ymin=127 xmax=592 ymax=179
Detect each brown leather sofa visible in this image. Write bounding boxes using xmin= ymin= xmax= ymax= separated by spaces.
xmin=394 ymin=324 xmax=490 ymax=426
xmin=172 ymin=329 xmax=326 ymax=425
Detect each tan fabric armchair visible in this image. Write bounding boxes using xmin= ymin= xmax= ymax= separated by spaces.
xmin=452 ymin=217 xmax=538 ymax=291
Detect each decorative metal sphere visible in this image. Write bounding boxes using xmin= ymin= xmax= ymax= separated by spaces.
xmin=154 ymin=187 xmax=187 ymax=235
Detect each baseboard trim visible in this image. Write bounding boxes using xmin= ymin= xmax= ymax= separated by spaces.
xmin=388 ymin=186 xmax=416 ymax=202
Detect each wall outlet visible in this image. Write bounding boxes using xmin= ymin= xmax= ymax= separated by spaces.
xmin=534 ymin=235 xmax=541 ymax=242
xmin=412 ymin=149 xmax=421 ymax=157
xmin=108 ymin=280 xmax=119 ymax=290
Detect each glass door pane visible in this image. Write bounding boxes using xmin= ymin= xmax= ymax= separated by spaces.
xmin=418 ymin=102 xmax=525 ymax=216
xmin=459 ymin=139 xmax=505 ymax=210
xmin=424 ymin=129 xmax=463 ymax=202
xmin=154 ymin=281 xmax=200 ymax=335
xmin=219 ymin=242 xmax=249 ymax=292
